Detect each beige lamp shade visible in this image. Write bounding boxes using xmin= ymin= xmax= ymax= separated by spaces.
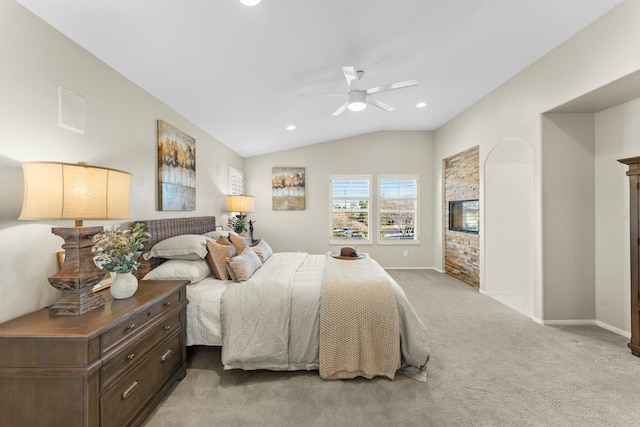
xmin=227 ymin=194 xmax=254 ymax=214
xmin=19 ymin=161 xmax=131 ymax=222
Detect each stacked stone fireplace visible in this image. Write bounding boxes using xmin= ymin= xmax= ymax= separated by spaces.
xmin=444 ymin=146 xmax=480 ymax=287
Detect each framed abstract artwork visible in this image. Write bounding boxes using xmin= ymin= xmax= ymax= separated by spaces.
xmin=157 ymin=120 xmax=196 ymax=210
xmin=272 ymin=167 xmax=305 ymax=210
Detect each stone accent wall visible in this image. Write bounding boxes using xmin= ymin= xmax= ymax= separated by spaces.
xmin=444 ymin=146 xmax=480 ymax=287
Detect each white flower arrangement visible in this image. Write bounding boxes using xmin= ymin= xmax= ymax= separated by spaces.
xmin=92 ymin=223 xmax=151 ymax=273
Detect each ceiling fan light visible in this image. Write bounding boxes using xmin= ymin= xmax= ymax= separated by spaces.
xmin=347 ymin=90 xmax=367 ymax=112
xmin=239 ymin=0 xmax=261 ymax=6
xmin=348 ymin=101 xmax=367 ymax=112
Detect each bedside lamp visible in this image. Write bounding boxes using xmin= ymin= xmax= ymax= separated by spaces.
xmin=227 ymin=194 xmax=254 ymax=217
xmin=19 ymin=161 xmax=131 ymax=316
xmin=227 ymin=194 xmax=254 ymax=238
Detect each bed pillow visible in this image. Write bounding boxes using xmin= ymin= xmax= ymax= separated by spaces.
xmin=216 ymin=235 xmax=232 ymax=246
xmin=226 ymin=260 xmax=238 ymax=281
xmin=142 ymin=259 xmax=211 ymax=284
xmin=227 ymin=247 xmax=262 ymax=282
xmin=251 ymin=239 xmax=273 ymax=263
xmin=228 ymin=232 xmax=253 ymax=253
xmin=205 ymin=240 xmax=236 ymax=280
xmin=202 ymin=230 xmax=228 ymax=240
xmin=143 ymin=234 xmax=209 ymax=260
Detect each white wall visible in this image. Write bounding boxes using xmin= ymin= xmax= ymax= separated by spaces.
xmin=594 ymin=98 xmax=640 ymax=335
xmin=243 ymin=131 xmax=435 ymax=268
xmin=0 ymin=1 xmax=243 ymax=323
xmin=433 ymin=0 xmax=640 ymax=324
xmin=541 ymin=113 xmax=595 ymax=321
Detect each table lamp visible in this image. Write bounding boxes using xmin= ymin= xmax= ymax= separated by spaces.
xmin=227 ymin=194 xmax=254 ymax=238
xmin=19 ymin=161 xmax=131 ymax=315
xmin=227 ymin=194 xmax=254 ymax=217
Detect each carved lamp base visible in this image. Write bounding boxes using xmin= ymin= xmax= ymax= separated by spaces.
xmin=48 ymin=226 xmax=106 ymax=316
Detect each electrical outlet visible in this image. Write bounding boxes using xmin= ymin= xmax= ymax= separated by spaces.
xmin=403 ymin=250 xmax=408 ymax=257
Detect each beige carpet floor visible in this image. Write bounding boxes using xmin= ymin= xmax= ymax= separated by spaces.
xmin=143 ymin=269 xmax=640 ymax=426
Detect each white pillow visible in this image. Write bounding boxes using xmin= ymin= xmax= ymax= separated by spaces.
xmin=143 ymin=234 xmax=209 ymax=260
xmin=252 ymin=239 xmax=273 ymax=263
xmin=142 ymin=259 xmax=211 ymax=284
xmin=202 ymin=230 xmax=228 ymax=240
xmin=227 ymin=248 xmax=262 ymax=282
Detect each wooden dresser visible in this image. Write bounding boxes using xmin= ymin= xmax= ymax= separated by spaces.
xmin=0 ymin=279 xmax=188 ymax=426
xmin=619 ymin=156 xmax=640 ymax=357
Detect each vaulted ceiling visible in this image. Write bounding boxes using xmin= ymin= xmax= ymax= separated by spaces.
xmin=17 ymin=0 xmax=623 ymax=157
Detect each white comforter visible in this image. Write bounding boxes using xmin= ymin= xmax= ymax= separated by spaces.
xmin=219 ymin=252 xmax=430 ymax=380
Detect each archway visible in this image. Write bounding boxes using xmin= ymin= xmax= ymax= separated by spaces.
xmin=483 ymin=139 xmax=534 ymax=317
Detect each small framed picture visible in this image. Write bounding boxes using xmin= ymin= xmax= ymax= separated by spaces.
xmin=93 ymin=272 xmax=116 ymax=293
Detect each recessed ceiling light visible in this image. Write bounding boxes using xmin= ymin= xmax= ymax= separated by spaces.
xmin=239 ymin=0 xmax=262 ymax=6
xmin=286 ymin=125 xmax=296 ymax=131
xmin=416 ymin=101 xmax=427 ymax=108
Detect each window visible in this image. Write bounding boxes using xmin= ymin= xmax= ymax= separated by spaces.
xmin=330 ymin=175 xmax=371 ymax=243
xmin=378 ymin=176 xmax=419 ymax=243
xmin=229 ymin=166 xmax=243 ymax=195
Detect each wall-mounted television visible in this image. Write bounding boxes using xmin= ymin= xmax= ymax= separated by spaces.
xmin=449 ymin=199 xmax=479 ymax=234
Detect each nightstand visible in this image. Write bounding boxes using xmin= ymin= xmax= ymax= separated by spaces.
xmin=0 ymin=279 xmax=188 ymax=427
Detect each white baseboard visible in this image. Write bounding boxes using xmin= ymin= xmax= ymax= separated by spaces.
xmin=481 ymin=291 xmax=533 ymax=320
xmin=384 ymin=266 xmax=440 ymax=271
xmin=475 ymin=289 xmax=631 ymax=339
xmin=595 ymin=320 xmax=631 ymax=339
xmin=531 ymin=315 xmax=544 ymax=325
xmin=543 ymin=319 xmax=631 ymax=338
xmin=543 ymin=319 xmax=596 ymax=326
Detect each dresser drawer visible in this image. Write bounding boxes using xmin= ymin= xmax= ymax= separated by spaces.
xmin=101 ymin=291 xmax=181 ymax=354
xmin=101 ymin=312 xmax=182 ymax=391
xmin=100 ymin=331 xmax=182 ymax=427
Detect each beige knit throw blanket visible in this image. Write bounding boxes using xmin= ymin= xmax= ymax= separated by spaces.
xmin=319 ymin=256 xmax=401 ymax=380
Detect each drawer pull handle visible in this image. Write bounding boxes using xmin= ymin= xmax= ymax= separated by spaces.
xmin=121 ymin=381 xmax=139 ymax=400
xmin=164 ymin=302 xmax=171 ymax=308
xmin=161 ymin=349 xmax=174 ymax=362
xmin=127 ymin=353 xmax=135 ymax=361
xmin=126 ymin=324 xmax=135 ymax=331
xmin=164 ymin=325 xmax=171 ymax=331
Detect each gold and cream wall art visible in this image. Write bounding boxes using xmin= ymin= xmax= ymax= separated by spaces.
xmin=157 ymin=120 xmax=196 ymax=210
xmin=272 ymin=167 xmax=305 ymax=210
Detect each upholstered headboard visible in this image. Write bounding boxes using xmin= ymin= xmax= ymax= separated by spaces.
xmin=135 ymin=216 xmax=217 ymax=278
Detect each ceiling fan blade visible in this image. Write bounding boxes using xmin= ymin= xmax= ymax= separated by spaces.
xmin=300 ymin=92 xmax=347 ymax=97
xmin=368 ymin=98 xmax=395 ymax=112
xmin=342 ymin=66 xmax=358 ymax=88
xmin=331 ymin=101 xmax=349 ymax=116
xmin=366 ymin=79 xmax=418 ymax=95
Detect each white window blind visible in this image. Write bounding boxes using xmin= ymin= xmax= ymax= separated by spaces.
xmin=378 ymin=176 xmax=419 ymax=243
xmin=330 ymin=175 xmax=371 ymax=243
xmin=229 ymin=166 xmax=243 ymax=195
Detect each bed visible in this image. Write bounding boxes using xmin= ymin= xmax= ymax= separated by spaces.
xmin=135 ymin=216 xmax=430 ymax=381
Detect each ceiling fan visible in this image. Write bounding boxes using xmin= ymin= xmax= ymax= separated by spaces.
xmin=301 ymin=66 xmax=418 ymax=116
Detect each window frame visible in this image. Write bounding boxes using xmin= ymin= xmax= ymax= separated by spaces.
xmin=377 ymin=174 xmax=420 ymax=245
xmin=329 ymin=174 xmax=372 ymax=245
